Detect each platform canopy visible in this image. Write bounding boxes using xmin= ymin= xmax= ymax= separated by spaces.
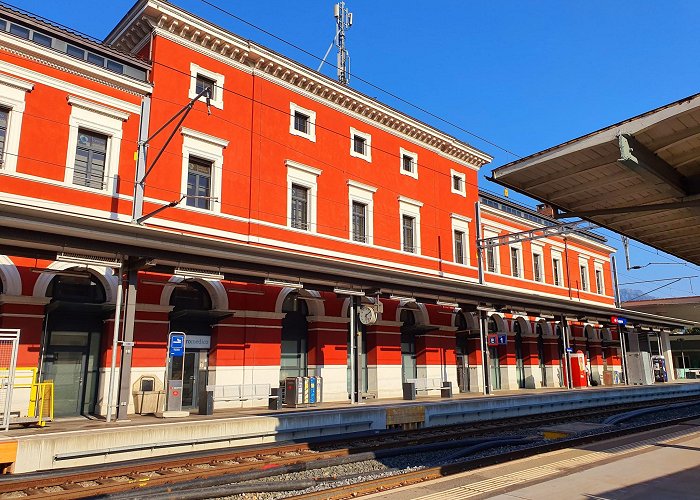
xmin=491 ymin=92 xmax=700 ymax=265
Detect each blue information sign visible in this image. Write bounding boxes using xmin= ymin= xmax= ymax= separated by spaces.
xmin=566 ymin=347 xmax=574 ymax=353
xmin=498 ymin=334 xmax=507 ymax=345
xmin=169 ymin=333 xmax=186 ymax=357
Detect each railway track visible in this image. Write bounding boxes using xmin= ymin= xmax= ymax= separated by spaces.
xmin=0 ymin=396 xmax=697 ymax=499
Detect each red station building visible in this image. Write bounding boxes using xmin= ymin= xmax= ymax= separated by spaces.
xmin=0 ymin=1 xmax=684 ymax=419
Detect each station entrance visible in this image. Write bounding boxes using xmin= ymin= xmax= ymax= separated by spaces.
xmin=41 ymin=273 xmax=111 ymax=418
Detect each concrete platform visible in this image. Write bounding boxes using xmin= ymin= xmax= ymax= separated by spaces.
xmin=2 ymin=382 xmax=699 ymax=474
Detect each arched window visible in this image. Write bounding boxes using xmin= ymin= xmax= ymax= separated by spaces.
xmin=170 ymin=281 xmax=212 ymax=311
xmin=47 ymin=274 xmax=106 ymax=303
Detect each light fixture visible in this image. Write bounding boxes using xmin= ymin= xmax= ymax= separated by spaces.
xmin=226 ymin=289 xmax=265 ymax=295
xmin=174 ymin=267 xmax=224 ymax=280
xmin=436 ymin=301 xmax=459 ymax=308
xmin=31 ymin=268 xmax=92 ymax=278
xmin=141 ymin=280 xmax=187 ymax=288
xmin=297 ymin=296 xmax=325 ymax=302
xmin=264 ymin=278 xmax=303 ymax=289
xmin=333 ymin=287 xmax=365 ymax=296
xmin=57 ymin=252 xmax=121 ymax=268
xmin=389 ymin=294 xmax=415 ymax=302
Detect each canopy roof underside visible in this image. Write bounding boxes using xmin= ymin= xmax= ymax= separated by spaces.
xmin=492 ymin=92 xmax=700 ymax=265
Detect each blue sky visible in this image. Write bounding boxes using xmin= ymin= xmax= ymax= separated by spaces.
xmin=15 ymin=0 xmax=700 ymax=299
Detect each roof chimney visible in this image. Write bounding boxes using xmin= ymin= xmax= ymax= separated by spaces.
xmin=536 ymin=203 xmax=556 ymax=217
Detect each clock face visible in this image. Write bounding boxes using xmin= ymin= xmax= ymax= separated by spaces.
xmin=358 ymin=305 xmax=377 ymax=325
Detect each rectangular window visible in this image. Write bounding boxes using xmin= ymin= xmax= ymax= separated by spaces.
xmin=186 ymin=157 xmax=212 ymax=209
xmin=533 ymin=253 xmax=542 ymax=282
xmin=195 ymin=74 xmax=216 ymax=98
xmin=553 ymin=257 xmax=562 ymax=286
xmin=32 ymin=32 xmax=52 ymax=48
xmin=402 ymin=214 xmax=415 ymax=253
xmin=9 ymin=23 xmax=29 ymax=39
xmin=73 ymin=129 xmax=107 ymax=189
xmin=66 ymin=44 xmax=85 ymax=60
xmin=353 ymin=135 xmax=366 ymax=155
xmin=291 ymin=184 xmax=309 ymax=230
xmin=454 ymin=230 xmax=465 ymax=264
xmin=580 ymin=265 xmax=588 ymax=291
xmin=595 ymin=269 xmax=604 ymax=294
xmin=351 ymin=201 xmax=367 ymax=243
xmin=402 ymin=154 xmax=414 ymax=173
xmin=510 ymin=247 xmax=521 ymax=278
xmin=486 ymin=246 xmax=497 ymax=273
xmin=0 ymin=107 xmax=8 ymax=163
xmin=453 ymin=174 xmax=463 ymax=192
xmin=293 ymin=111 xmax=309 ymax=135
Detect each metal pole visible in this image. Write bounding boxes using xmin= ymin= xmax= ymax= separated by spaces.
xmin=475 ymin=202 xmax=484 ymax=285
xmin=478 ymin=309 xmax=489 ymax=395
xmin=106 ymin=263 xmax=124 ymax=423
xmin=618 ymin=324 xmax=629 ymax=385
xmin=349 ymin=296 xmax=357 ymax=404
xmin=117 ymin=260 xmax=138 ymax=420
xmin=132 ymin=96 xmax=151 ymax=222
xmin=560 ymin=315 xmax=573 ymax=389
xmin=611 ymin=255 xmax=621 ymax=308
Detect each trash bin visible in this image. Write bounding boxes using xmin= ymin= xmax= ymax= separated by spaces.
xmin=269 ymin=386 xmax=283 ymax=410
xmin=441 ymin=381 xmax=453 ymax=398
xmin=402 ymin=382 xmax=416 ymax=400
xmin=199 ymin=388 xmax=214 ymax=415
xmin=285 ymin=377 xmax=304 ymax=407
xmin=133 ymin=390 xmax=166 ymax=414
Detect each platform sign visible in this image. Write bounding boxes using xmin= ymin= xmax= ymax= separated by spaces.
xmin=168 ymin=333 xmax=186 ymax=357
xmin=498 ymin=334 xmax=507 ymax=345
xmin=566 ymin=347 xmax=574 ymax=353
xmin=487 ymin=334 xmax=499 ymax=346
xmin=610 ymin=316 xmax=627 ymax=326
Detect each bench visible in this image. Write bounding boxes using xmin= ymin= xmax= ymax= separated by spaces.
xmin=203 ymin=384 xmax=280 ymax=413
xmin=403 ymin=378 xmax=452 ymax=400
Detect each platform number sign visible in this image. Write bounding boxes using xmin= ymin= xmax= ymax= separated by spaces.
xmin=168 ymin=332 xmax=186 ymax=357
xmin=498 ymin=334 xmax=507 ymax=345
xmin=487 ymin=334 xmax=499 ymax=346
xmin=610 ymin=316 xmax=627 ymax=326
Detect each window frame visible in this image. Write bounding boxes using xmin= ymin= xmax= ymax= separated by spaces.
xmin=399 ymin=147 xmax=418 ymax=179
xmin=510 ymin=245 xmax=523 ymax=278
xmin=347 ymin=180 xmax=377 ymax=245
xmin=188 ymin=63 xmax=224 ymax=110
xmin=483 ymin=229 xmax=500 ymax=274
xmin=0 ymin=74 xmax=32 ymax=173
xmin=349 ymin=127 xmax=372 ymax=162
xmin=290 ymin=183 xmax=310 ymax=230
xmin=289 ymin=102 xmax=316 ymax=142
xmin=451 ymin=213 xmax=471 ymax=266
xmin=186 ymin=155 xmax=213 ymax=210
xmin=594 ymin=262 xmax=605 ymax=295
xmin=72 ymin=128 xmax=108 ymax=190
xmin=180 ymin=127 xmax=228 ymax=213
xmin=579 ymin=259 xmax=590 ymax=292
xmin=532 ymin=246 xmax=544 ymax=282
xmin=287 ymin=160 xmax=322 ymax=232
xmin=399 ymin=196 xmax=423 ymax=254
xmin=450 ymin=169 xmax=467 ymax=197
xmin=64 ymin=96 xmax=128 ymax=194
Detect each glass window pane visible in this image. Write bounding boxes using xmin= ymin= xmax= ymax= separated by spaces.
xmin=67 ymin=44 xmax=85 ymax=59
xmin=353 ymin=135 xmax=365 ymax=154
xmin=32 ymin=32 xmax=52 ymax=47
xmin=9 ymin=23 xmax=30 ymax=39
xmin=106 ymin=60 xmax=124 ymax=74
xmin=294 ymin=112 xmax=309 ymax=134
xmin=73 ymin=129 xmax=108 ymax=189
xmin=195 ymin=74 xmax=216 ymax=97
xmin=402 ymin=155 xmax=413 ymax=172
xmin=87 ymin=52 xmax=105 ymax=67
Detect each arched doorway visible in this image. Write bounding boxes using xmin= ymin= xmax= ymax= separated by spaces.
xmin=488 ymin=316 xmax=501 ymax=390
xmin=536 ymin=322 xmax=547 ymax=388
xmin=168 ymin=281 xmax=215 ymax=410
xmin=280 ymin=292 xmax=309 ymax=381
xmin=514 ymin=320 xmax=525 ymax=389
xmin=42 ymin=272 xmax=109 ymax=417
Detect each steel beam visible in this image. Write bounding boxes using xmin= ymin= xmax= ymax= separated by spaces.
xmin=520 ymin=153 xmax=619 ymax=191
xmin=554 ymin=198 xmax=700 ymax=219
xmin=617 ymin=134 xmax=688 ymax=196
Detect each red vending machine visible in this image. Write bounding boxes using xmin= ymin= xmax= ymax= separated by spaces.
xmin=569 ymin=352 xmax=589 ymax=388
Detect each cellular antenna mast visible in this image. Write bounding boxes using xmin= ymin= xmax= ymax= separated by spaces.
xmin=334 ymin=2 xmax=352 ymax=85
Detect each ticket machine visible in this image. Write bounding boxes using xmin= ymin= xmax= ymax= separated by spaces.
xmin=569 ymin=351 xmax=589 ymax=388
xmin=651 ymin=355 xmax=668 ymax=382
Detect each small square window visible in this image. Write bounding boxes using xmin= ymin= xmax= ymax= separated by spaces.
xmin=451 ymin=169 xmax=466 ymax=196
xmin=353 ymin=135 xmax=366 ymax=155
xmin=402 ymin=155 xmax=413 ymax=172
xmin=195 ymin=74 xmax=216 ymax=98
xmin=399 ymin=148 xmax=418 ymax=179
xmin=32 ymin=32 xmax=52 ymax=48
xmin=87 ymin=52 xmax=105 ymax=67
xmin=350 ymin=127 xmax=371 ymax=161
xmin=294 ymin=111 xmax=309 ymax=134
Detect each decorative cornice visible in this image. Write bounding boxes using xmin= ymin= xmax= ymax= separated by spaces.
xmin=0 ymin=72 xmax=33 ymax=92
xmin=67 ymin=95 xmax=131 ymax=121
xmin=108 ymin=1 xmax=492 ymax=170
xmin=181 ymin=127 xmax=229 ymax=148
